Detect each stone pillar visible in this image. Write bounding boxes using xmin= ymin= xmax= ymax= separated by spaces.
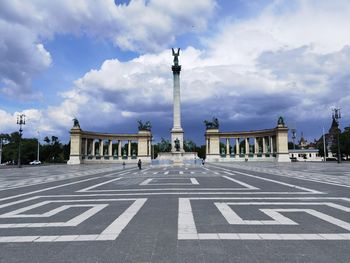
xmin=245 ymin=138 xmax=249 ymax=155
xmin=262 ymin=137 xmax=266 ymax=154
xmin=137 ymin=131 xmax=152 ymax=162
xmin=128 ymin=140 xmax=131 ymax=158
xmin=276 ymin=126 xmax=291 ymax=162
xmin=68 ymin=126 xmax=82 ymax=165
xmin=226 ymin=138 xmax=230 ymax=157
xmin=270 ymin=136 xmax=274 ymax=154
xmin=254 ymin=137 xmax=258 ymax=155
xmin=236 ymin=138 xmax=239 ymax=155
xmin=118 ymin=140 xmax=122 ymax=158
xmin=92 ymin=139 xmax=95 ymax=156
xmin=99 ymin=139 xmax=103 ymax=156
xmin=205 ymin=129 xmax=220 ymax=161
xmin=108 ymin=140 xmax=113 ymax=156
xmin=84 ymin=138 xmax=88 ymax=156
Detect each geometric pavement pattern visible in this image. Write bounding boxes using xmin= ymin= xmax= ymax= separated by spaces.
xmin=0 ymin=163 xmax=349 ymax=262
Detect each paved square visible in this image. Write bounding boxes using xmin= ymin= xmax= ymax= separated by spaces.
xmin=0 ymin=163 xmax=349 ymax=262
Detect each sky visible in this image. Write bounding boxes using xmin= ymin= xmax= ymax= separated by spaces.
xmin=0 ymin=0 xmax=350 ymax=145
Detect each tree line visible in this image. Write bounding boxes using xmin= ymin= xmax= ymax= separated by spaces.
xmin=0 ymin=133 xmax=70 ymax=165
xmin=317 ymin=127 xmax=350 ymax=159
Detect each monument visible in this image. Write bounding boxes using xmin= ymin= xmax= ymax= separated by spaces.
xmin=157 ymin=48 xmax=198 ymax=164
xmin=170 ymin=48 xmax=184 ymax=152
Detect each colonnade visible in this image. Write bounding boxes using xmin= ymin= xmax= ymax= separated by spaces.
xmin=206 ymin=136 xmax=276 ymax=157
xmin=68 ymin=127 xmax=152 ymax=164
xmin=80 ymin=138 xmax=151 ymax=160
xmin=205 ymin=122 xmax=290 ymax=162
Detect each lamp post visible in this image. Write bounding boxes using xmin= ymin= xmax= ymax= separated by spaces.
xmin=0 ymin=137 xmax=2 ymax=165
xmin=291 ymin=128 xmax=297 ymax=150
xmin=16 ymin=114 xmax=26 ymax=168
xmin=322 ymin=127 xmax=327 ymax=162
xmin=37 ymin=131 xmax=40 ymax=162
xmin=332 ymin=108 xmax=341 ymax=163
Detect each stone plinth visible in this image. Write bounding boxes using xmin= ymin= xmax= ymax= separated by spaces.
xmin=157 ymin=152 xmax=198 ymax=165
xmin=67 ymin=126 xmax=82 ymax=165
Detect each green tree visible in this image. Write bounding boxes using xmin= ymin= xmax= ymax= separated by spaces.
xmin=41 ymin=136 xmax=65 ymax=163
xmin=317 ymin=141 xmax=328 ymax=158
xmin=184 ymin=140 xmax=196 ymax=152
xmin=158 ymin=138 xmax=171 ymax=152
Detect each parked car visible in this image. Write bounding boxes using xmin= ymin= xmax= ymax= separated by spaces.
xmin=29 ymin=160 xmax=41 ymax=165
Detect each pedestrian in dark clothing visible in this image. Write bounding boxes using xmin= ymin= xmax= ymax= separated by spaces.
xmin=138 ymin=159 xmax=142 ymax=170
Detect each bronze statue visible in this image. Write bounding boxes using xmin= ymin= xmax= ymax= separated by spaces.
xmin=277 ymin=116 xmax=285 ymax=127
xmin=174 ymin=138 xmax=180 ymax=151
xmin=204 ymin=117 xmax=219 ymax=129
xmin=172 ymin=48 xmax=180 ymax=66
xmin=72 ymin=117 xmax=80 ymax=128
xmin=137 ymin=120 xmax=152 ymax=131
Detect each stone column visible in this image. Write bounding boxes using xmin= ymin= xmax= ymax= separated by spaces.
xmin=99 ymin=139 xmax=103 ymax=156
xmin=270 ymin=136 xmax=274 ymax=153
xmin=235 ymin=138 xmax=239 ymax=155
xmin=128 ymin=140 xmax=131 ymax=158
xmin=226 ymin=138 xmax=230 ymax=157
xmin=91 ymin=140 xmax=95 ymax=156
xmin=254 ymin=137 xmax=258 ymax=155
xmin=170 ymin=49 xmax=184 ymax=152
xmin=262 ymin=137 xmax=266 ymax=154
xmin=245 ymin=138 xmax=249 ymax=155
xmin=84 ymin=138 xmax=88 ymax=156
xmin=118 ymin=140 xmax=122 ymax=158
xmin=108 ymin=140 xmax=113 ymax=156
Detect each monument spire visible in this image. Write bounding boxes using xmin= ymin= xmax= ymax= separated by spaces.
xmin=171 ymin=48 xmax=184 ymax=152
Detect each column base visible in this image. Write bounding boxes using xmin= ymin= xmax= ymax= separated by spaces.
xmin=67 ymin=155 xmax=82 ymax=165
xmin=276 ymin=153 xmax=291 ymax=162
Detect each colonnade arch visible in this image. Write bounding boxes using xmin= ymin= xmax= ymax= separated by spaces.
xmin=205 ymin=122 xmax=290 ymax=162
xmin=68 ymin=125 xmax=152 ymax=164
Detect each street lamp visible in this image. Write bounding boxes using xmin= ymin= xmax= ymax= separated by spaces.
xmin=332 ymin=108 xmax=341 ymax=163
xmin=37 ymin=130 xmax=40 ymax=162
xmin=0 ymin=137 xmax=3 ymax=165
xmin=16 ymin=114 xmax=26 ymax=168
xmin=291 ymin=128 xmax=297 ymax=150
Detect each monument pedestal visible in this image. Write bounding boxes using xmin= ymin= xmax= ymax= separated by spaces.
xmin=157 ymin=151 xmax=198 ymax=165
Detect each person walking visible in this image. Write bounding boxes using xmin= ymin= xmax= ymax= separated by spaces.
xmin=138 ymin=159 xmax=142 ymax=170
xmin=122 ymin=161 xmax=125 ymax=169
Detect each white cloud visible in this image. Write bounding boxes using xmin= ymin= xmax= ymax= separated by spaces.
xmin=1 ymin=0 xmax=350 ymax=142
xmin=0 ymin=0 xmax=215 ymax=99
